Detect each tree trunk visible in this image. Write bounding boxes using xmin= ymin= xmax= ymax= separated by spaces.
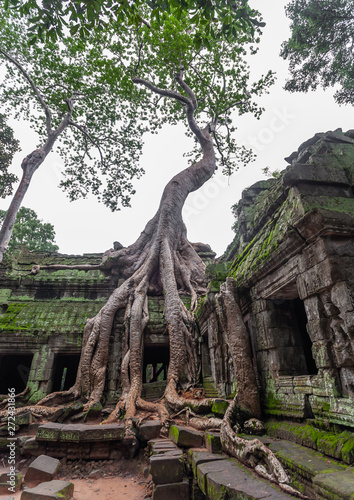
xmin=0 ymin=148 xmax=45 ymax=262
xmin=216 ymin=277 xmax=261 ymax=419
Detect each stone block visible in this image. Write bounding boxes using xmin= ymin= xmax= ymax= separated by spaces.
xmin=331 ymin=282 xmax=353 ymax=313
xmin=59 ymin=424 xmax=84 ymax=442
xmin=0 ymin=471 xmax=23 ymax=494
xmin=313 ymin=469 xmax=354 ymax=500
xmin=169 ymin=425 xmax=204 ymax=448
xmin=152 ymin=479 xmax=189 ymax=500
xmin=205 ymin=459 xmax=294 ymax=499
xmin=303 ymin=296 xmax=322 ymax=321
xmin=297 ymin=260 xmax=334 ymax=299
xmin=196 ymin=459 xmax=229 ymax=494
xmin=204 ymin=431 xmax=222 ymax=454
xmin=188 ymin=449 xmax=225 ymax=477
xmin=101 ymin=423 xmax=125 ymax=441
xmin=16 ymin=411 xmax=32 ymax=427
xmin=137 ymin=420 xmax=162 ymax=441
xmin=77 ymin=424 xmax=103 ymax=442
xmin=36 ymin=423 xmax=63 ymax=442
xmin=150 ymin=454 xmax=184 ymax=485
xmin=306 ymin=319 xmax=333 ymax=342
xmin=340 ymin=367 xmax=354 ymax=397
xmin=312 ymin=341 xmax=333 ymax=369
xmin=211 ymin=399 xmax=229 ymax=418
xmin=24 ymin=455 xmax=60 ymax=486
xmin=21 ymin=479 xmax=74 ymax=500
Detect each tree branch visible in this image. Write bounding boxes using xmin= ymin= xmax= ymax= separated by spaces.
xmin=175 ymin=68 xmax=197 ymax=110
xmin=68 ymin=120 xmax=104 ymax=163
xmin=0 ymin=49 xmax=53 ymax=137
xmin=132 ymin=76 xmax=191 ymax=107
xmin=132 ymin=75 xmax=209 ymax=147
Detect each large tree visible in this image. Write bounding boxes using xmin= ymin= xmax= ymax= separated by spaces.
xmin=0 ymin=206 xmax=58 ymax=252
xmin=0 ymin=10 xmax=151 ymax=261
xmin=281 ymin=0 xmax=354 ymax=105
xmin=24 ymin=10 xmax=302 ymax=494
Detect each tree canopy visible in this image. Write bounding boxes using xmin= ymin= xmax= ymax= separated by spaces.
xmin=0 ymin=11 xmax=149 ymax=211
xmin=0 ymin=113 xmax=20 ymax=198
xmin=281 ymin=0 xmax=354 ymax=105
xmin=0 ymin=206 xmax=58 ymax=251
xmin=2 ymin=0 xmax=265 ymax=46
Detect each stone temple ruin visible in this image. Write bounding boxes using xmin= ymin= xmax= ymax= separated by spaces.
xmin=0 ymin=129 xmax=354 ymax=499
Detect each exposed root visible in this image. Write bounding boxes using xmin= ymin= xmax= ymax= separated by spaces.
xmin=0 ymin=405 xmax=60 ymax=420
xmin=221 ymin=398 xmax=308 ymax=498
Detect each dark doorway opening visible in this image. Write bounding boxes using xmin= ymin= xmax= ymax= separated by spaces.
xmin=0 ymin=354 xmax=33 ymax=394
xmin=52 ymin=354 xmax=80 ymax=392
xmin=143 ymin=346 xmax=169 ymax=383
xmin=293 ymin=298 xmax=317 ymax=375
xmin=270 ymin=297 xmax=317 ymax=376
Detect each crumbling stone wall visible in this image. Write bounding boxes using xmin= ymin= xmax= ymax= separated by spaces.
xmin=198 ymin=129 xmax=354 ymax=429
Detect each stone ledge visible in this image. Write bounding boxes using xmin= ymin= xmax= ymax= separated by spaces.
xmin=36 ymin=423 xmax=124 ymax=443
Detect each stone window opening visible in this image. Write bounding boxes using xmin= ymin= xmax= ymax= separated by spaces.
xmin=143 ymin=346 xmax=169 ymax=383
xmin=52 ymin=353 xmax=80 ymax=392
xmin=0 ymin=353 xmax=33 ymax=394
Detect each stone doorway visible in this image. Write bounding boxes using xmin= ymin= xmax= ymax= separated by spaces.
xmin=52 ymin=353 xmax=80 ymax=392
xmin=269 ymin=297 xmax=318 ymax=376
xmin=143 ymin=345 xmax=169 ymax=383
xmin=0 ymin=353 xmax=33 ymax=394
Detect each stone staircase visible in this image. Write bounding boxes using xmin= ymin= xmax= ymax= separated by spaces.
xmin=148 ymin=424 xmax=354 ymax=500
xmin=202 ymin=376 xmax=219 ymax=398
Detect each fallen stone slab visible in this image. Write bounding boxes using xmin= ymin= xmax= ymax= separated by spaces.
xmin=313 ymin=468 xmax=354 ymax=500
xmin=25 ymin=455 xmax=61 ymax=485
xmin=188 ymin=449 xmax=225 ymax=477
xmin=21 ymin=480 xmax=74 ymax=500
xmin=152 ymin=479 xmax=189 ymax=500
xmin=150 ymin=454 xmax=184 ymax=485
xmin=169 ymin=425 xmax=204 ymax=448
xmin=204 ymin=431 xmax=222 ymax=454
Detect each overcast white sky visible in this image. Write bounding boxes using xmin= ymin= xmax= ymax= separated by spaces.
xmin=1 ymin=1 xmax=353 ymax=257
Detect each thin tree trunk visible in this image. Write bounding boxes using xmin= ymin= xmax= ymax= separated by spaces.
xmin=0 ymin=148 xmax=45 ymax=262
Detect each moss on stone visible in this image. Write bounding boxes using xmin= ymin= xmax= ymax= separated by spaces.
xmin=211 ymin=400 xmax=229 ymax=417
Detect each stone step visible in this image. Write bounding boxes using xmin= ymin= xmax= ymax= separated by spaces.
xmin=245 ymin=434 xmax=354 ymax=499
xmin=202 ymin=377 xmax=219 ymax=398
xmin=141 ymin=381 xmax=167 ymax=401
xmin=188 ymin=449 xmax=294 ymax=499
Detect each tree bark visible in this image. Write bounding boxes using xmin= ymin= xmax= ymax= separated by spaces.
xmin=216 ymin=277 xmax=261 ymax=419
xmin=0 ymin=149 xmax=44 ymax=262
